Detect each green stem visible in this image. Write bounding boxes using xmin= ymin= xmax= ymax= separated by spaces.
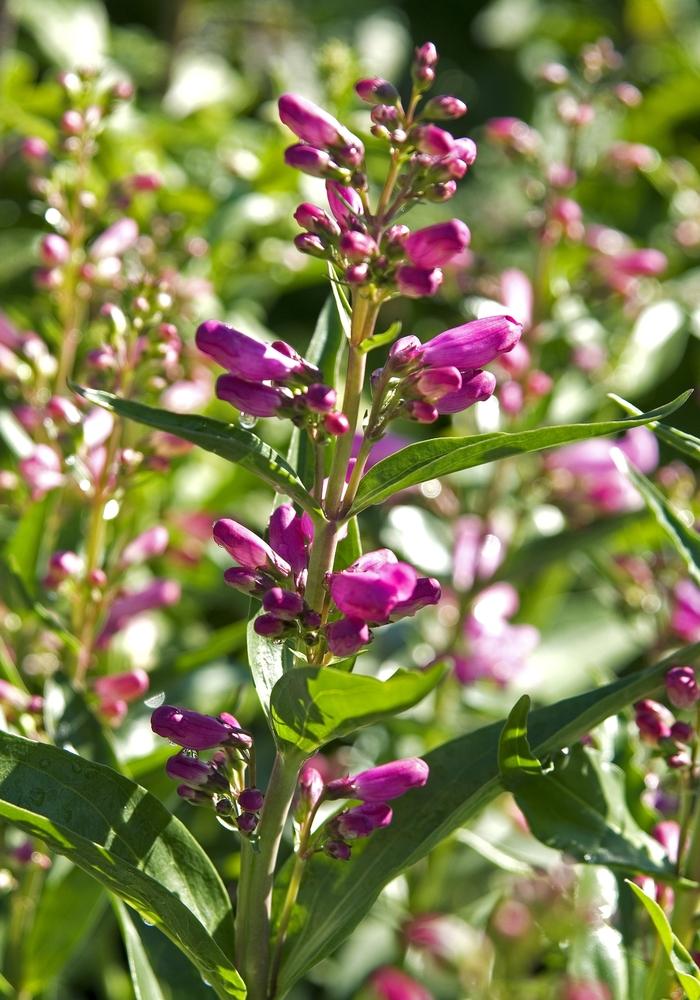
xmin=268 ymin=853 xmax=305 ymax=997
xmin=238 ymin=750 xmax=303 ymax=1000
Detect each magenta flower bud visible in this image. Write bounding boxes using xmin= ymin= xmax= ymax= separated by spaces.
xmin=345 ymin=263 xmax=369 ymax=284
xmin=223 ymin=567 xmax=270 ymax=595
xmin=89 ymin=218 xmax=139 ymax=260
xmin=610 ymin=249 xmax=667 ymax=277
xmin=262 ymin=587 xmax=304 ymax=620
xmin=669 ymin=750 xmax=692 ymax=769
xmin=21 ymin=136 xmax=50 ymax=162
xmin=499 ymin=381 xmax=524 ymax=415
xmin=301 ymin=609 xmax=322 ymax=629
xmin=424 ymin=95 xmax=468 ymax=119
xmin=326 ymin=616 xmax=371 ymax=656
xmin=390 ymin=577 xmax=441 ymax=620
xmin=284 ymin=144 xmax=339 ymax=179
xmin=340 ymin=230 xmax=377 ymax=262
xmin=406 ymin=400 xmax=439 ymax=424
xmin=425 ymin=180 xmax=457 ymax=202
xmin=268 ymin=504 xmax=313 ymax=576
xmin=278 ymin=93 xmax=344 ymax=147
xmin=254 ymin=613 xmax=288 ymax=638
xmin=415 ymin=366 xmax=462 ymax=403
xmin=371 ymin=967 xmax=433 ymax=1000
xmin=46 ymin=550 xmax=84 ymax=584
xmin=371 ymin=104 xmax=400 ymax=127
xmin=666 ymin=667 xmax=700 ymax=709
xmin=634 ymin=699 xmax=674 ymax=744
xmin=389 ymin=336 xmax=422 ymax=369
xmin=294 ymin=203 xmax=340 ymax=236
xmin=218 ymin=713 xmax=254 ymax=748
xmin=328 ymin=757 xmax=429 ymax=802
xmin=615 ymin=82 xmax=643 ymax=107
xmin=325 ymin=840 xmax=351 ymax=861
xmin=216 ymin=374 xmax=286 ymax=418
xmin=324 ymin=412 xmax=350 ymax=435
xmin=166 ymin=752 xmax=212 ymax=786
xmin=422 ymin=315 xmax=522 ymax=369
xmin=396 ymin=266 xmax=443 ymax=298
xmin=355 ymin=77 xmax=399 ymax=104
xmin=672 ymin=581 xmax=700 ymax=643
xmin=61 ymin=110 xmax=84 ymax=134
xmin=299 ymin=765 xmax=325 ymax=808
xmin=39 ymin=234 xmax=70 ymax=266
xmin=405 ymin=220 xmax=471 ymax=269
xmin=96 ymin=579 xmax=181 ymax=647
xmin=384 ymin=224 xmax=410 ymax=250
xmin=671 ymin=721 xmax=694 ymax=744
xmin=335 ymin=802 xmax=393 ymax=839
xmin=306 ymin=383 xmax=337 ymax=413
xmin=129 ymin=172 xmax=162 ymax=191
xmin=653 ymin=820 xmax=680 ymax=862
xmin=326 ymin=181 xmax=364 ymax=228
xmin=196 ymin=321 xmax=301 ymax=381
xmin=453 ymin=137 xmax=477 ymax=165
xmin=237 ymin=811 xmax=258 ymax=833
xmin=121 ymin=526 xmax=169 ymax=567
xmin=415 ymin=42 xmax=438 ymax=67
xmin=152 ymin=705 xmax=236 ymax=750
xmin=294 ymin=232 xmax=330 ymax=259
xmin=214 ymin=518 xmax=291 ymax=576
xmin=414 ymin=124 xmax=454 ymax=155
xmin=238 ymin=787 xmax=265 ymax=811
xmin=330 ymin=552 xmax=417 ymax=623
xmin=435 ymin=370 xmax=496 ymax=414
xmin=177 ymin=785 xmax=212 ymax=804
xmin=46 ymin=396 xmax=81 ymax=425
xmin=94 ymin=669 xmax=149 ymax=703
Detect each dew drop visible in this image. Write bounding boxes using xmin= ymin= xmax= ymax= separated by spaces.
xmin=238 ymin=412 xmax=258 ymax=430
xmin=141 ymin=917 xmax=155 ymax=927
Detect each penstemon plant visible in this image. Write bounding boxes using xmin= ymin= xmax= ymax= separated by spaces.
xmin=1 ymin=29 xmax=700 ymax=1000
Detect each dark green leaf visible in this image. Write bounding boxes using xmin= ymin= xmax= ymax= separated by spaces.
xmin=349 ymin=393 xmax=690 ymax=514
xmin=615 ymin=453 xmax=700 ymax=586
xmin=270 ymin=663 xmax=445 ymax=754
xmin=334 ymin=515 xmax=362 ymax=571
xmin=72 ymin=385 xmax=320 ymax=516
xmin=43 ymin=672 xmax=120 ymax=768
xmin=627 ymin=880 xmax=700 ymax=999
xmin=358 ymin=321 xmax=402 ymax=354
xmin=23 ymin=860 xmax=106 ymax=994
xmin=499 ymin=696 xmax=673 ymax=877
xmin=0 ymin=559 xmax=79 ymax=650
xmin=114 ymin=899 xmax=167 ymax=1000
xmin=5 ymin=495 xmax=52 ymax=593
xmin=610 ymin=392 xmax=700 ymax=463
xmin=0 ymin=732 xmax=244 ymax=1000
xmin=276 ymin=642 xmax=700 ymax=993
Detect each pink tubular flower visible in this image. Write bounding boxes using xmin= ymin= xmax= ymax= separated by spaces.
xmin=151 ymin=705 xmax=238 ymax=750
xmin=455 ymin=583 xmax=539 ymax=686
xmin=94 ymin=669 xmax=149 ymax=702
xmin=500 ymin=268 xmax=533 ymax=330
xmin=268 ymin=504 xmax=313 ymax=576
xmin=414 ymin=124 xmax=454 ymax=155
xmin=672 ymin=581 xmax=700 ymax=642
xmin=120 ymin=526 xmax=169 ymax=567
xmin=294 ymin=203 xmax=339 ymax=236
xmin=370 ymin=966 xmax=433 ymax=1000
xmin=635 ymin=699 xmax=674 ymax=744
xmin=97 ymin=579 xmax=181 ymax=647
xmin=44 ymin=550 xmax=84 ymax=587
xmin=326 ymin=617 xmax=371 ymax=656
xmin=327 ymin=757 xmax=429 ymax=802
xmin=355 ymin=77 xmax=399 ymax=104
xmin=666 ymin=666 xmax=700 ymax=709
xmin=609 ymin=248 xmax=667 ymax=277
xmin=20 ymin=445 xmax=65 ymax=499
xmin=89 ymin=218 xmax=139 ymax=260
xmin=213 ymin=518 xmax=291 ymax=576
xmin=335 ymin=802 xmax=393 ymax=839
xmin=216 ymin=374 xmax=286 ymax=417
xmin=653 ymin=820 xmax=680 ymax=863
xmin=196 ymin=320 xmax=302 ymax=382
xmin=486 ymin=117 xmax=539 ymax=155
xmin=165 ymin=753 xmax=212 ymax=786
xmin=404 ymin=220 xmax=471 ymax=268
xmin=396 ymin=266 xmax=443 ymax=298
xmin=434 ymin=370 xmax=496 ymax=414
xmin=404 ymin=913 xmax=476 ymax=964
xmin=389 ymin=577 xmax=441 ymax=620
xmin=326 ymin=180 xmax=364 ymax=228
xmin=421 ymin=315 xmax=522 ymax=369
xmin=284 ymin=144 xmax=337 ymax=178
xmin=453 ymin=516 xmax=505 ymax=592
xmin=329 ymin=550 xmax=417 ymax=622
xmin=415 ymin=366 xmax=462 ymax=403
xmin=278 ymin=93 xmax=345 ymax=148
xmin=40 ymin=234 xmax=70 ymax=266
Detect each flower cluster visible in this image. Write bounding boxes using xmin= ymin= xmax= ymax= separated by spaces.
xmin=281 ymin=43 xmax=477 ymax=300
xmin=196 ymin=321 xmax=348 ymax=433
xmin=368 ymin=314 xmax=521 ymax=428
xmin=297 ymin=757 xmax=429 ymax=861
xmin=633 ymin=665 xmax=700 ymax=769
xmin=214 ymin=509 xmax=440 ymax=658
xmin=151 ymin=705 xmax=262 ymax=834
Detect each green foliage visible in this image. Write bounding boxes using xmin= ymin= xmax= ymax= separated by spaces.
xmin=349 ymin=394 xmax=691 ymax=513
xmin=627 ymin=880 xmax=700 ymax=1000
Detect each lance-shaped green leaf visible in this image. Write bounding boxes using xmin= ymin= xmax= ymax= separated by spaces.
xmin=349 ymin=393 xmax=690 ymax=514
xmin=613 ymin=449 xmax=700 ymax=586
xmin=0 ymin=732 xmax=244 ymax=1000
xmin=44 ymin=671 xmax=119 ymax=768
xmin=610 ymin=392 xmax=700 ymax=463
xmin=270 ymin=663 xmax=445 ymax=754
xmin=114 ymin=899 xmax=168 ymax=1000
xmin=275 ymin=642 xmax=700 ymax=994
xmin=498 ymin=695 xmax=673 ymax=877
xmin=247 ymin=616 xmax=295 ymax=728
xmin=627 ymin=880 xmax=700 ymax=1000
xmin=72 ymin=384 xmax=319 ymax=516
